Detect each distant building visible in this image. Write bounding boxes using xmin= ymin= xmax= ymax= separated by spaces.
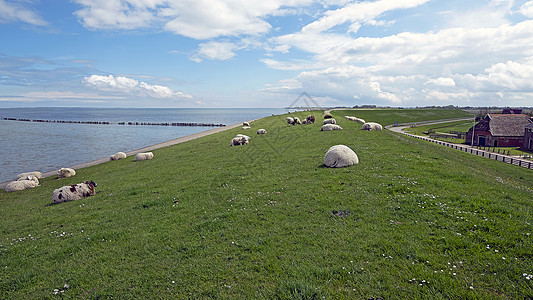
xmin=465 ymin=114 xmax=532 ymax=147
xmin=502 ymin=108 xmax=523 ymax=114
xmin=525 ymin=123 xmax=533 ymax=150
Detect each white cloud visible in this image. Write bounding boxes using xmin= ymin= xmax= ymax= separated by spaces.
xmin=83 ymin=74 xmax=192 ymax=99
xmin=425 ymin=77 xmax=456 ymax=87
xmin=73 ymin=0 xmax=314 ymax=39
xmin=0 ymin=0 xmax=47 ymax=26
xmin=521 ymin=1 xmax=533 ymax=18
xmin=191 ymin=41 xmax=238 ymax=62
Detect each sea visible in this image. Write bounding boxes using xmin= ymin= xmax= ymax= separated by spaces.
xmin=0 ymin=107 xmax=286 ymax=183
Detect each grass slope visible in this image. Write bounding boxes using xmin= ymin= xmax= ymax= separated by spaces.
xmin=1 ymin=109 xmax=532 ymax=299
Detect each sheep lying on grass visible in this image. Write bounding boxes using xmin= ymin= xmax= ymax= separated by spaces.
xmin=52 ymin=181 xmax=97 ymax=204
xmin=362 ymin=122 xmax=383 ymax=131
xmin=257 ymin=129 xmax=267 ymax=134
xmin=134 ymin=152 xmax=154 ymax=161
xmin=323 ymin=118 xmax=336 ymax=125
xmin=58 ymin=168 xmax=76 ymax=178
xmin=242 ymin=126 xmax=251 ymax=129
xmin=110 ymin=152 xmax=127 ymax=160
xmin=306 ymin=115 xmax=315 ymax=124
xmin=345 ymin=116 xmax=357 ymax=121
xmin=321 ymin=124 xmax=343 ymax=131
xmin=324 ymin=114 xmax=333 ymax=119
xmin=324 ymin=145 xmax=359 ymax=168
xmin=231 ymin=134 xmax=250 ymax=146
xmin=243 ymin=122 xmax=250 ymax=127
xmin=5 ymin=175 xmax=39 ymax=192
xmin=16 ymin=171 xmax=42 ymax=180
xmin=286 ymin=117 xmax=295 ymax=125
xmin=293 ymin=117 xmax=302 ymax=124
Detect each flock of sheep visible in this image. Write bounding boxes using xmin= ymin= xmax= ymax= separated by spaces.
xmin=4 ymin=111 xmax=382 ymax=203
xmin=230 ymin=112 xmax=382 ymax=169
xmin=4 ymin=150 xmax=155 ymax=204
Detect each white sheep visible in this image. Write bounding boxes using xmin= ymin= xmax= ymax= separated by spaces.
xmin=354 ymin=118 xmax=366 ymax=123
xmin=5 ymin=175 xmax=39 ymax=192
xmin=243 ymin=122 xmax=250 ymax=127
xmin=110 ymin=152 xmax=127 ymax=160
xmin=58 ymin=168 xmax=76 ymax=178
xmin=257 ymin=129 xmax=267 ymax=134
xmin=242 ymin=126 xmax=251 ymax=129
xmin=16 ymin=171 xmax=42 ymax=180
xmin=362 ymin=122 xmax=383 ymax=131
xmin=323 ymin=118 xmax=336 ymax=125
xmin=134 ymin=152 xmax=154 ymax=161
xmin=302 ymin=119 xmax=308 ymax=124
xmin=321 ymin=124 xmax=343 ymax=131
xmin=293 ymin=117 xmax=302 ymax=125
xmin=52 ymin=181 xmax=97 ymax=204
xmin=230 ymin=136 xmax=249 ymax=146
xmin=324 ymin=145 xmax=359 ymax=168
xmin=345 ymin=116 xmax=356 ymax=121
xmin=286 ymin=117 xmax=295 ymax=125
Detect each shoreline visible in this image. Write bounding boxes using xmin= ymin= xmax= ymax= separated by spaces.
xmin=0 ymin=121 xmax=246 ymax=189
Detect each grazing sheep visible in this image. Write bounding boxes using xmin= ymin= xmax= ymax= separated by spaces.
xmin=306 ymin=115 xmax=316 ymax=124
xmin=16 ymin=171 xmax=42 ymax=180
xmin=243 ymin=122 xmax=250 ymax=127
xmin=58 ymin=168 xmax=76 ymax=178
xmin=286 ymin=117 xmax=295 ymax=125
xmin=257 ymin=129 xmax=267 ymax=134
xmin=324 ymin=145 xmax=359 ymax=168
xmin=362 ymin=122 xmax=383 ymax=131
xmin=134 ymin=152 xmax=154 ymax=161
xmin=52 ymin=181 xmax=97 ymax=204
xmin=323 ymin=118 xmax=336 ymax=125
xmin=293 ymin=117 xmax=302 ymax=125
xmin=5 ymin=175 xmax=39 ymax=192
xmin=110 ymin=152 xmax=127 ymax=160
xmin=321 ymin=124 xmax=343 ymax=131
xmin=324 ymin=114 xmax=333 ymax=119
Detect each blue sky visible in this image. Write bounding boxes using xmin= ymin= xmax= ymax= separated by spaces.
xmin=1 ymin=0 xmax=533 ymax=108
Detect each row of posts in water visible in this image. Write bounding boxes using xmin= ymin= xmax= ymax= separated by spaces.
xmin=2 ymin=117 xmax=226 ymax=127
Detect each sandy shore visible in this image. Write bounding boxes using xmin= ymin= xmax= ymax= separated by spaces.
xmin=0 ymin=121 xmax=245 ymax=189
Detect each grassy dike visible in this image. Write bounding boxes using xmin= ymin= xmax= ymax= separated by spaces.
xmin=1 ymin=109 xmax=532 ymax=299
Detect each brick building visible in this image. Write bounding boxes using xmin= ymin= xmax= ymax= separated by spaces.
xmin=465 ymin=114 xmax=532 ymax=147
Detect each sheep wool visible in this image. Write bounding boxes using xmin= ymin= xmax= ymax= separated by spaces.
xmin=306 ymin=115 xmax=315 ymax=124
xmin=110 ymin=152 xmax=127 ymax=160
xmin=286 ymin=117 xmax=295 ymax=125
xmin=16 ymin=171 xmax=42 ymax=180
xmin=257 ymin=129 xmax=267 ymax=134
xmin=321 ymin=124 xmax=343 ymax=131
xmin=243 ymin=122 xmax=250 ymax=127
xmin=362 ymin=122 xmax=383 ymax=131
xmin=242 ymin=126 xmax=251 ymax=129
xmin=5 ymin=176 xmax=39 ymax=192
xmin=293 ymin=117 xmax=302 ymax=125
xmin=134 ymin=152 xmax=154 ymax=161
xmin=354 ymin=118 xmax=366 ymax=123
xmin=52 ymin=181 xmax=97 ymax=204
xmin=324 ymin=145 xmax=359 ymax=168
xmin=323 ymin=118 xmax=336 ymax=125
xmin=231 ymin=136 xmax=249 ymax=146
xmin=58 ymin=168 xmax=76 ymax=178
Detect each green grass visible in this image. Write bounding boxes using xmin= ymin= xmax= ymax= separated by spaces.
xmin=404 ymin=120 xmax=474 ymax=136
xmin=1 ymin=109 xmax=532 ymax=299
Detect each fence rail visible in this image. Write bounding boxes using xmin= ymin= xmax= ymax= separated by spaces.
xmin=400 ymin=132 xmax=533 ymax=170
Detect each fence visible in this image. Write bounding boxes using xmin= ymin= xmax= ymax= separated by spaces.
xmin=400 ymin=132 xmax=533 ymax=170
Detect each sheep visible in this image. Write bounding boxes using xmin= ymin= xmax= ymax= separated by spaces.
xmin=58 ymin=168 xmax=76 ymax=178
xmin=243 ymin=122 xmax=250 ymax=127
xmin=5 ymin=175 xmax=39 ymax=192
xmin=16 ymin=171 xmax=42 ymax=180
xmin=236 ymin=134 xmax=250 ymax=141
xmin=321 ymin=124 xmax=343 ymax=131
xmin=230 ymin=135 xmax=249 ymax=146
xmin=257 ymin=129 xmax=267 ymax=134
xmin=293 ymin=117 xmax=302 ymax=125
xmin=242 ymin=126 xmax=251 ymax=129
xmin=302 ymin=119 xmax=308 ymax=124
xmin=52 ymin=181 xmax=97 ymax=204
xmin=306 ymin=115 xmax=316 ymax=124
xmin=286 ymin=117 xmax=295 ymax=125
xmin=362 ymin=122 xmax=383 ymax=131
xmin=323 ymin=118 xmax=336 ymax=125
xmin=324 ymin=145 xmax=359 ymax=168
xmin=134 ymin=152 xmax=154 ymax=161
xmin=354 ymin=118 xmax=366 ymax=123
xmin=110 ymin=152 xmax=127 ymax=160
xmin=345 ymin=116 xmax=357 ymax=121
xmin=324 ymin=114 xmax=333 ymax=119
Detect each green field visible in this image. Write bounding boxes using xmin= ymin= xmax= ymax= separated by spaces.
xmin=1 ymin=109 xmax=532 ymax=299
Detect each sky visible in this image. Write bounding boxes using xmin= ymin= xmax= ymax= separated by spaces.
xmin=1 ymin=0 xmax=533 ymax=108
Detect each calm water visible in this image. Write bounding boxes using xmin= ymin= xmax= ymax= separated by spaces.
xmin=0 ymin=107 xmax=285 ymax=183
